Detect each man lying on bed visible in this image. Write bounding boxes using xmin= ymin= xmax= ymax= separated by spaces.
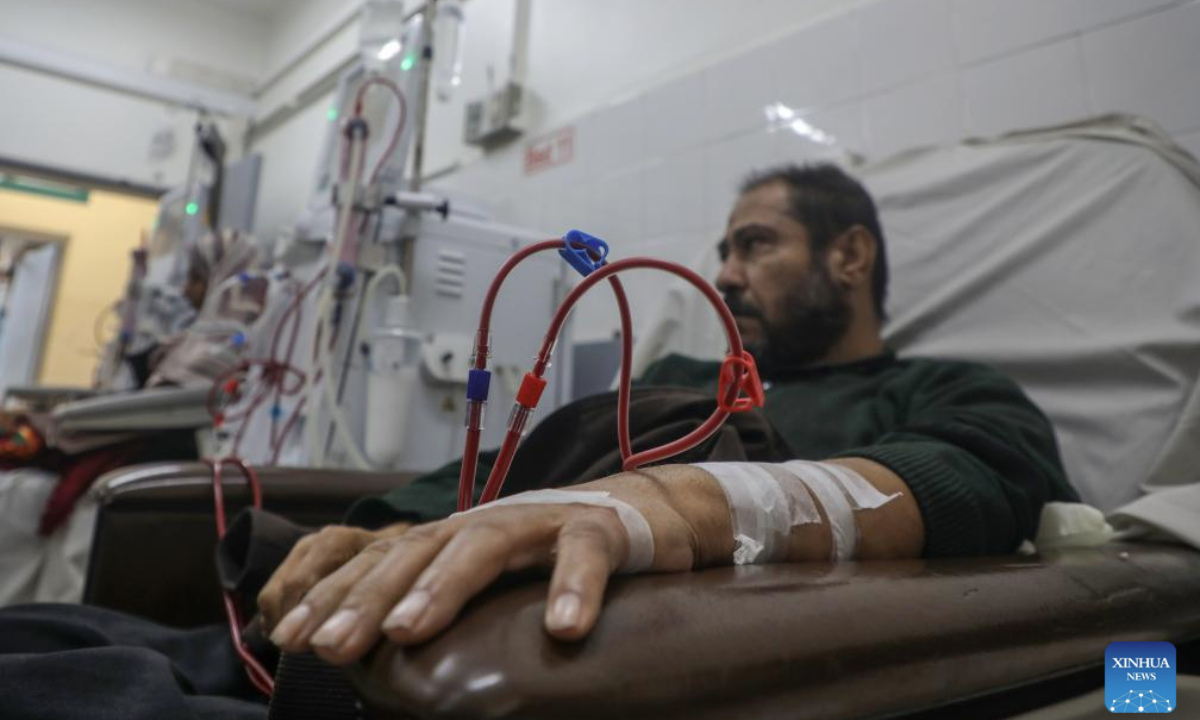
xmin=261 ymin=163 xmax=1080 ymax=664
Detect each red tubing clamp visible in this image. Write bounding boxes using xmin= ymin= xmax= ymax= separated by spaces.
xmin=717 ymin=352 xmax=765 ymax=413
xmin=516 ymin=372 xmax=548 ymax=408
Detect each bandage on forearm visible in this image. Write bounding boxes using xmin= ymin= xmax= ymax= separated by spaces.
xmin=693 ymin=461 xmax=900 ymax=564
xmin=455 ymin=489 xmax=655 ymax=573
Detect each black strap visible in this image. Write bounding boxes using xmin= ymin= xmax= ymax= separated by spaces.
xmin=268 ymin=652 xmax=363 ymax=720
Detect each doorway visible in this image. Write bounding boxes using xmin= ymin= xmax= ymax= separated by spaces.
xmin=0 ymin=232 xmax=63 ymax=396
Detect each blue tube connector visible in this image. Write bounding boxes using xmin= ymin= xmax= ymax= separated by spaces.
xmin=466 ymin=368 xmax=492 ymax=402
xmin=559 ymin=230 xmax=609 ymax=277
xmin=335 ymin=262 xmax=356 ymax=292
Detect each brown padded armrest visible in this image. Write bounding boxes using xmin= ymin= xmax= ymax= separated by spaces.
xmin=88 ymin=461 xmax=412 ymax=511
xmin=84 ymin=462 xmax=417 ymax=627
xmin=351 ymin=543 xmax=1200 ymax=720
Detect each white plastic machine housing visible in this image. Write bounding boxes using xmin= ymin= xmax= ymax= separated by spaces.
xmin=347 ymin=211 xmax=572 ymax=472
xmin=240 ymin=208 xmax=573 ymax=474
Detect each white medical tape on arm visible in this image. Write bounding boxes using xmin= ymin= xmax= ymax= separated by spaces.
xmin=780 ymin=461 xmax=858 ymax=561
xmin=811 ymin=461 xmax=902 ymax=510
xmin=693 ymin=463 xmax=784 ymax=564
xmin=694 ymin=462 xmax=822 ymax=564
xmin=785 ymin=460 xmax=903 ymax=561
xmin=455 ymin=489 xmax=655 ymax=573
xmin=697 ymin=460 xmax=901 ymax=564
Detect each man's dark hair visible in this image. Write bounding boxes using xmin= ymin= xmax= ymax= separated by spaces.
xmin=740 ymin=163 xmax=889 ymax=321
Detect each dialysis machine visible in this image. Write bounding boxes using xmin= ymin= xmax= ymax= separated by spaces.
xmin=228 ymin=1 xmax=572 ymax=474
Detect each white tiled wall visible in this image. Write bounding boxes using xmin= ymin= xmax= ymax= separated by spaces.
xmin=1081 ymin=2 xmax=1200 ymax=136
xmin=701 ymin=42 xmax=778 ymax=143
xmin=863 ymin=72 xmax=966 ymax=158
xmin=952 ymin=0 xmax=1182 ymax=64
xmin=436 ymin=0 xmax=1200 ymax=341
xmin=702 ymin=129 xmax=778 ymax=231
xmin=770 ymin=10 xmax=860 ymax=113
xmin=963 ymin=39 xmax=1090 ymax=137
xmin=858 ymin=0 xmax=958 ymax=94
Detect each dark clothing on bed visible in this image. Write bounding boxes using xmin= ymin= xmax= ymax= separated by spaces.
xmin=0 ymin=603 xmax=266 ymax=720
xmin=349 ymin=351 xmax=1077 ymax=556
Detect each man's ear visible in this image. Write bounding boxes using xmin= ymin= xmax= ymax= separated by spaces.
xmin=825 ymin=225 xmax=876 ymax=289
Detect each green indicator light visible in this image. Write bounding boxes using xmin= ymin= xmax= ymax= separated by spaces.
xmin=185 ymin=202 xmax=199 ymax=216
xmin=326 ymin=107 xmax=338 ymax=121
xmin=400 ymin=54 xmax=415 ymax=71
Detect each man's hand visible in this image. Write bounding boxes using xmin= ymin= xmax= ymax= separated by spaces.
xmin=257 ymin=523 xmax=409 ymax=635
xmin=262 ymin=459 xmax=920 ymax=666
xmin=265 ymin=467 xmax=719 ymax=665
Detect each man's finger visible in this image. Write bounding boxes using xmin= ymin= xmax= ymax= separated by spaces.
xmin=257 ymin=538 xmax=313 ymax=632
xmin=378 ymin=517 xmax=557 ymax=647
xmin=303 ymin=525 xmax=456 ymax=663
xmin=258 ymin=526 xmax=371 ymax=632
xmin=544 ymin=515 xmax=622 ymax=641
xmin=278 ymin=529 xmax=368 ymax=614
xmin=268 ymin=543 xmax=391 ymax=652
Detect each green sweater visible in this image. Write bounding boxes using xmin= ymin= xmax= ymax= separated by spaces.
xmin=348 ymin=352 xmax=1078 ymax=557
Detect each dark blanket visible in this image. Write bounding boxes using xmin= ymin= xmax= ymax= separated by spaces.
xmin=0 ymin=603 xmax=267 ymax=720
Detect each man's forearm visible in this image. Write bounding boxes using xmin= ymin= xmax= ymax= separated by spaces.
xmin=828 ymin=458 xmax=925 ymax=558
xmin=581 ymin=459 xmax=924 ymax=568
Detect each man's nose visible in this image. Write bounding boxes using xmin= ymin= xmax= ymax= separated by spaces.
xmin=715 ymin=256 xmax=746 ymax=295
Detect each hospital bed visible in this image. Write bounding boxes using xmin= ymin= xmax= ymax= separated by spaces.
xmin=82 ymin=117 xmax=1200 ymax=718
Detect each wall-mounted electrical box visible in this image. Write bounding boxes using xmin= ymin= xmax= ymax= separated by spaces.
xmin=463 ymin=82 xmax=523 ymax=149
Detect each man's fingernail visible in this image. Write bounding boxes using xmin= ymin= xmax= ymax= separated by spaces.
xmin=546 ymin=592 xmax=581 ymax=631
xmin=310 ymin=609 xmax=359 ymax=649
xmin=269 ymin=604 xmax=311 ymax=646
xmin=383 ymin=590 xmax=431 ymax=632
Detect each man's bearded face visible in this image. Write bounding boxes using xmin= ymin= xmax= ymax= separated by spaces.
xmin=716 ymin=182 xmax=853 ymax=373
xmin=722 ymin=260 xmax=851 ymax=373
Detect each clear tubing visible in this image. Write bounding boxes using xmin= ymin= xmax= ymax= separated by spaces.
xmin=472 ymin=329 xmax=492 ymax=364
xmin=306 ymin=283 xmax=383 ymax=471
xmin=458 ymin=425 xmax=482 ymax=512
xmin=476 ymin=404 xmax=534 ymax=506
xmin=433 ymin=0 xmax=465 ymax=102
xmin=207 ymin=458 xmax=273 ymax=696
xmin=506 ymin=404 xmax=535 ymax=437
xmin=610 ymin=276 xmax=634 ymax=461
xmin=329 ymin=130 xmax=366 ymax=279
xmin=306 ymin=74 xmax=404 ymax=469
xmin=463 ymin=399 xmax=486 ymax=429
xmin=457 ymin=400 xmax=486 ymax=511
xmin=352 ymin=76 xmax=409 ymax=184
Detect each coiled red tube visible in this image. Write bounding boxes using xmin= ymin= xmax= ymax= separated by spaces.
xmin=458 ymin=240 xmax=635 ymax=510
xmin=467 ymin=251 xmax=749 ymax=508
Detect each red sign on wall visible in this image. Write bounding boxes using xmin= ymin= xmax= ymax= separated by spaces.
xmin=524 ymin=126 xmax=575 ymax=175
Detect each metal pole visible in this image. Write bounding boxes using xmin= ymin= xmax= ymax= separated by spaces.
xmin=399 ymin=0 xmax=438 ymax=292
xmin=409 ymin=0 xmax=437 ymax=193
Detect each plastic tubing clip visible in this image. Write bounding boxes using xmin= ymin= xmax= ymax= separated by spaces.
xmin=717 ymin=352 xmax=765 ymax=413
xmin=466 ymin=368 xmax=492 ymax=402
xmin=558 ymin=230 xmax=609 ymax=277
xmin=516 ymin=372 xmax=548 ymax=408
